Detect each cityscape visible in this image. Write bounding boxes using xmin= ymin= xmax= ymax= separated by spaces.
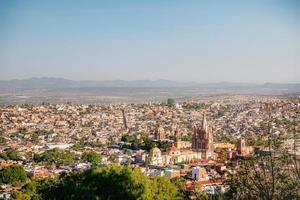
xmin=0 ymin=95 xmax=299 ymax=199
xmin=0 ymin=1 xmax=299 ymax=200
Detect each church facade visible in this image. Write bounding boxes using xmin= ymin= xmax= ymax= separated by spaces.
xmin=149 ymin=113 xmax=215 ymax=166
xmin=192 ymin=113 xmax=214 ymax=159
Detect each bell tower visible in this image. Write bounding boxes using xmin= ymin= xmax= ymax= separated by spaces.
xmin=192 ymin=113 xmax=214 ymax=159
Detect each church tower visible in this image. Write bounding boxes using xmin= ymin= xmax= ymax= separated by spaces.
xmin=174 ymin=127 xmax=182 ymax=149
xmin=237 ymin=138 xmax=246 ymax=155
xmin=174 ymin=127 xmax=181 ymax=142
xmin=192 ymin=113 xmax=214 ymax=159
xmin=155 ymin=123 xmax=165 ymax=140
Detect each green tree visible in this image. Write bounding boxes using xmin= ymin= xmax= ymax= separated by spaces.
xmin=121 ymin=134 xmax=135 ymax=143
xmin=217 ymin=110 xmax=225 ymax=117
xmin=32 ymin=165 xmax=180 ymax=200
xmin=81 ymin=151 xmax=101 ymax=166
xmin=225 ymin=103 xmax=299 ymax=200
xmin=0 ymin=148 xmax=21 ymax=161
xmin=225 ymin=155 xmax=299 ymax=200
xmin=167 ymin=98 xmax=176 ymax=106
xmin=152 ymin=176 xmax=180 ymax=200
xmin=143 ymin=138 xmax=155 ymax=151
xmin=13 ymin=178 xmax=58 ymax=200
xmin=34 ymin=148 xmax=75 ymax=167
xmin=31 ymin=132 xmax=39 ymax=144
xmin=181 ymin=135 xmax=192 ymax=141
xmin=157 ymin=141 xmax=172 ymax=152
xmin=0 ymin=165 xmax=27 ymax=186
xmin=0 ymin=136 xmax=7 ymax=145
xmin=171 ymin=177 xmax=189 ymax=199
xmin=11 ymin=191 xmax=31 ymax=200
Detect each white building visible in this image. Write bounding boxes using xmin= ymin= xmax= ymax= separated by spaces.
xmin=149 ymin=147 xmax=163 ymax=166
xmin=192 ymin=166 xmax=208 ymax=181
xmin=44 ymin=143 xmax=73 ymax=150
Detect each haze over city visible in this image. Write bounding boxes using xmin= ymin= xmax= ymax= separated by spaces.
xmin=0 ymin=1 xmax=299 ymax=200
xmin=1 ymin=0 xmax=299 ymax=83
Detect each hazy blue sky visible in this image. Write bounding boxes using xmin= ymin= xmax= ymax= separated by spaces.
xmin=0 ymin=0 xmax=299 ymax=83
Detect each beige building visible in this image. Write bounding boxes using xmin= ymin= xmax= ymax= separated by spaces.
xmin=237 ymin=138 xmax=253 ymax=156
xmin=149 ymin=145 xmax=204 ymax=166
xmin=149 ymin=147 xmax=163 ymax=166
xmin=149 ymin=114 xmax=215 ymax=166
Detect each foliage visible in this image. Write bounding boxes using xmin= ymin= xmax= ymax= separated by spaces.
xmin=141 ymin=139 xmax=172 ymax=152
xmin=157 ymin=141 xmax=172 ymax=152
xmin=270 ymin=135 xmax=285 ymax=149
xmin=142 ymin=138 xmax=155 ymax=151
xmin=121 ymin=134 xmax=143 ymax=150
xmin=121 ymin=134 xmax=136 ymax=143
xmin=121 ymin=134 xmax=173 ymax=152
xmin=18 ymin=165 xmax=181 ymax=200
xmin=181 ymin=135 xmax=192 ymax=141
xmin=0 ymin=136 xmax=7 ymax=145
xmin=182 ymin=102 xmax=206 ymax=110
xmin=224 ymin=103 xmax=300 ymax=200
xmin=190 ymin=183 xmax=214 ymax=200
xmin=152 ymin=176 xmax=180 ymax=200
xmin=81 ymin=151 xmax=101 ymax=166
xmin=170 ymin=177 xmax=189 ymax=199
xmin=31 ymin=132 xmax=39 ymax=144
xmin=0 ymin=165 xmax=27 ymax=186
xmin=215 ymin=134 xmax=237 ymax=144
xmin=34 ymin=148 xmax=75 ymax=166
xmin=247 ymin=138 xmax=268 ymax=147
xmin=12 ymin=191 xmax=31 ymax=200
xmin=217 ymin=110 xmax=225 ymax=117
xmin=13 ymin=178 xmax=58 ymax=200
xmin=225 ymin=155 xmax=300 ymax=200
xmin=72 ymin=138 xmax=105 ymax=149
xmin=167 ymin=98 xmax=176 ymax=106
xmin=0 ymin=148 xmax=21 ymax=161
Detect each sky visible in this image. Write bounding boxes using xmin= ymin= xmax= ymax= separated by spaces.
xmin=0 ymin=0 xmax=299 ymax=83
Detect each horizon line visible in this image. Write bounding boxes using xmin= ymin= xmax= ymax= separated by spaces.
xmin=0 ymin=76 xmax=300 ymax=85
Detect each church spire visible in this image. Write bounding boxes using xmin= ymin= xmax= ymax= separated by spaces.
xmin=202 ymin=112 xmax=207 ymax=129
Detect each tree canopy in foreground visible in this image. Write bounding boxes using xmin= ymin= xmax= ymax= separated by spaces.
xmin=0 ymin=165 xmax=27 ymax=186
xmin=14 ymin=165 xmax=180 ymax=200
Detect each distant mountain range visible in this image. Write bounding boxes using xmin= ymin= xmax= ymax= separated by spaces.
xmin=0 ymin=77 xmax=197 ymax=88
xmin=0 ymin=77 xmax=299 ymax=104
xmin=0 ymin=77 xmax=299 ymax=90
